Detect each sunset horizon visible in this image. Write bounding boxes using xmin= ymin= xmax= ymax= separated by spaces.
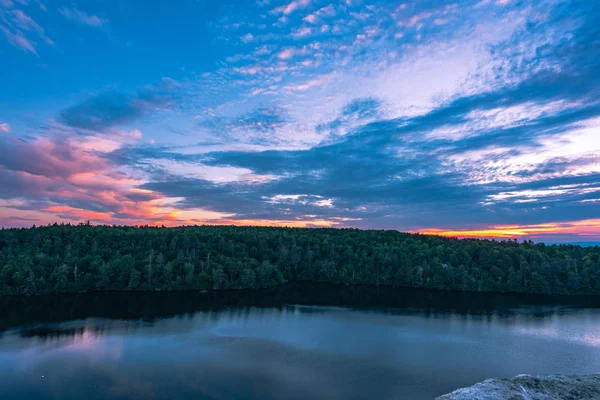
xmin=4 ymin=221 xmax=600 ymax=246
xmin=2 ymin=0 xmax=599 ymax=244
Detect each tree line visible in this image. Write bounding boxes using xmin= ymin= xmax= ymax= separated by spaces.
xmin=0 ymin=223 xmax=599 ymax=296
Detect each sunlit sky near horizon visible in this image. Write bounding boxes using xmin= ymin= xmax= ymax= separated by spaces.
xmin=0 ymin=0 xmax=599 ymax=243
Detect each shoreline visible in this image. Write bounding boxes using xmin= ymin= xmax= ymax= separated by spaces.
xmin=2 ymin=279 xmax=600 ymax=300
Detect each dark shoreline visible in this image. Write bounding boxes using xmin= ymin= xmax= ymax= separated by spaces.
xmin=2 ymin=282 xmax=600 ymax=333
xmin=3 ymin=278 xmax=600 ymax=300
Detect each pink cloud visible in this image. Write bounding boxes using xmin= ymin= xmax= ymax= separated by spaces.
xmin=0 ymin=133 xmax=192 ymax=227
xmin=292 ymin=26 xmax=312 ymax=39
xmin=241 ymin=33 xmax=254 ymax=43
xmin=128 ymin=129 xmax=143 ymax=139
xmin=277 ymin=47 xmax=295 ymax=59
xmin=10 ymin=10 xmax=51 ymax=44
xmin=304 ymin=14 xmax=318 ymax=24
xmin=273 ymin=0 xmax=311 ymax=15
xmin=0 ymin=8 xmax=53 ymax=53
xmin=0 ymin=132 xmax=346 ymax=228
xmin=59 ymin=7 xmax=106 ymax=27
xmin=284 ymin=74 xmax=331 ymax=91
xmin=0 ymin=123 xmax=9 ymax=133
xmin=0 ymin=25 xmax=37 ymax=54
xmin=303 ymin=4 xmax=336 ymax=24
xmin=0 ymin=135 xmax=108 ymax=178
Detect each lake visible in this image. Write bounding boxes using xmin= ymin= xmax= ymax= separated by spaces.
xmin=1 ymin=283 xmax=600 ymax=399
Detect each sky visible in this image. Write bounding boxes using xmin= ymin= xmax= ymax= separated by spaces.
xmin=0 ymin=0 xmax=599 ymax=244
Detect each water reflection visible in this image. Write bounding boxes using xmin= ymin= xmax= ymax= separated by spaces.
xmin=2 ymin=283 xmax=599 ymax=331
xmin=1 ymin=284 xmax=600 ymax=400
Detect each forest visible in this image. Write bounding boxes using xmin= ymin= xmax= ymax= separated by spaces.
xmin=0 ymin=223 xmax=599 ymax=296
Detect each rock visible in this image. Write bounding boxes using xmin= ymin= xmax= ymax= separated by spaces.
xmin=436 ymin=374 xmax=600 ymax=400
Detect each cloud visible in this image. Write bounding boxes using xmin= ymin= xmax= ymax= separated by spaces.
xmin=240 ymin=32 xmax=254 ymax=43
xmin=291 ymin=26 xmax=312 ymax=39
xmin=283 ymin=76 xmax=329 ymax=92
xmin=59 ymin=93 xmax=144 ymax=132
xmin=0 ymin=135 xmax=108 ymax=179
xmin=3 ymin=0 xmax=600 ymax=241
xmin=9 ymin=9 xmax=51 ymax=43
xmin=0 ymin=123 xmax=9 ymax=133
xmin=277 ymin=47 xmax=295 ymax=59
xmin=198 ymin=106 xmax=291 ymax=145
xmin=0 ymin=132 xmax=197 ymax=227
xmin=0 ymin=8 xmax=53 ymax=54
xmin=59 ymin=78 xmax=181 ymax=132
xmin=190 ymin=61 xmax=600 ymax=229
xmin=484 ymin=183 xmax=600 ymax=205
xmin=315 ymin=97 xmax=381 ymax=136
xmin=227 ymin=106 xmax=289 ymax=133
xmin=126 ymin=129 xmax=143 ymax=139
xmin=0 ymin=25 xmax=36 ymax=53
xmin=267 ymin=193 xmax=335 ymax=208
xmin=58 ymin=7 xmax=106 ymax=27
xmin=175 ymin=0 xmax=596 ymax=227
xmin=272 ymin=0 xmax=311 ymax=15
xmin=445 ymin=116 xmax=600 ymax=185
xmin=303 ymin=4 xmax=336 ymax=24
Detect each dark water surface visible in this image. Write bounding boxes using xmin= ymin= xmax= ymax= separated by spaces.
xmin=1 ymin=284 xmax=600 ymax=400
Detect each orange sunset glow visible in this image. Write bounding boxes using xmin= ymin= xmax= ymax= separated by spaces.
xmin=417 ymin=219 xmax=600 ymax=240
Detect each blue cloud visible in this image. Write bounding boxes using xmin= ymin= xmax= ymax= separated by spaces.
xmin=59 ymin=78 xmax=181 ymax=132
xmin=59 ymin=92 xmax=143 ymax=132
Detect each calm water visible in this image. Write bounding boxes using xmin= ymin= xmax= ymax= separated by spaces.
xmin=1 ymin=284 xmax=600 ymax=400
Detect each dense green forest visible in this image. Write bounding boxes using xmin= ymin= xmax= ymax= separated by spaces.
xmin=0 ymin=224 xmax=599 ymax=296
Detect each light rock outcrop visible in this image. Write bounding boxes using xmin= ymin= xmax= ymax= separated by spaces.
xmin=437 ymin=374 xmax=600 ymax=400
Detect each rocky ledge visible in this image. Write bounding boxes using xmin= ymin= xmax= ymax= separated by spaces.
xmin=436 ymin=374 xmax=600 ymax=400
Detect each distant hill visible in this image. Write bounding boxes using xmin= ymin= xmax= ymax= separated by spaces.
xmin=545 ymin=242 xmax=600 ymax=248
